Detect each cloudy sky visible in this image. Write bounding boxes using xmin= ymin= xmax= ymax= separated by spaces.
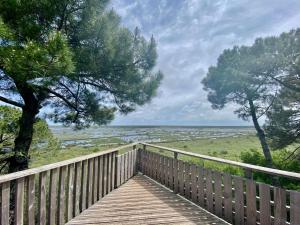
xmin=110 ymin=0 xmax=300 ymax=126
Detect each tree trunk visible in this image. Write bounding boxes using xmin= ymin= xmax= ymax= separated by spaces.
xmin=248 ymin=98 xmax=274 ymax=168
xmin=8 ymin=84 xmax=40 ymax=173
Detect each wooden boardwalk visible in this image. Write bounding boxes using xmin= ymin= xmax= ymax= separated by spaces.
xmin=67 ymin=174 xmax=228 ymax=225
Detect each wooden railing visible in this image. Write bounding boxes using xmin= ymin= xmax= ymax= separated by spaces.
xmin=0 ymin=143 xmax=138 ymax=225
xmin=139 ymin=143 xmax=300 ymax=225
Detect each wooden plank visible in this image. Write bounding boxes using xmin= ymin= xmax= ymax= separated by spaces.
xmin=274 ymin=187 xmax=286 ymax=225
xmin=259 ymin=183 xmax=271 ymax=225
xmin=124 ymin=153 xmax=128 ymax=181
xmin=38 ymin=171 xmax=47 ymax=225
xmin=191 ymin=164 xmax=198 ymax=204
xmin=58 ymin=166 xmax=67 ymax=225
xmin=213 ymin=171 xmax=222 ymax=217
xmin=111 ymin=152 xmax=116 ymax=190
xmin=185 ymin=163 xmax=191 ymax=199
xmin=173 ymin=159 xmax=179 ymax=193
xmin=233 ymin=176 xmax=244 ymax=225
xmin=290 ymin=190 xmax=300 ymax=225
xmin=103 ymin=155 xmax=108 ymax=196
xmin=166 ymin=157 xmax=170 ymax=188
xmin=67 ymin=164 xmax=75 ymax=221
xmin=93 ymin=157 xmax=99 ymax=202
xmin=116 ymin=156 xmax=120 ymax=188
xmin=120 ymin=154 xmax=124 ymax=185
xmin=246 ymin=179 xmax=257 ymax=225
xmin=169 ymin=158 xmax=174 ymax=190
xmin=99 ymin=156 xmax=104 ymax=197
xmin=205 ymin=169 xmax=213 ymax=212
xmin=49 ymin=168 xmax=58 ymax=225
xmin=87 ymin=158 xmax=94 ymax=206
xmin=74 ymin=162 xmax=82 ymax=216
xmin=198 ymin=167 xmax=205 ymax=207
xmin=15 ymin=178 xmax=25 ymax=225
xmin=1 ymin=181 xmax=10 ymax=225
xmin=27 ymin=175 xmax=35 ymax=225
xmin=107 ymin=153 xmax=112 ymax=192
xmin=178 ymin=160 xmax=184 ymax=196
xmin=223 ymin=173 xmax=232 ymax=223
xmin=128 ymin=151 xmax=132 ymax=178
xmin=81 ymin=160 xmax=88 ymax=211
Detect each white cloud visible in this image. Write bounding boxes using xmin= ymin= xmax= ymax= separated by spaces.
xmin=110 ymin=0 xmax=300 ymax=125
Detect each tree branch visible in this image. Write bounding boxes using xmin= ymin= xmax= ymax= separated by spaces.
xmin=0 ymin=96 xmax=24 ymax=108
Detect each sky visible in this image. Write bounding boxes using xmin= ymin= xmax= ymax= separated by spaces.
xmin=109 ymin=0 xmax=300 ymax=126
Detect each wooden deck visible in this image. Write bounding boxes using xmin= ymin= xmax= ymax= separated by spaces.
xmin=67 ymin=174 xmax=228 ymax=225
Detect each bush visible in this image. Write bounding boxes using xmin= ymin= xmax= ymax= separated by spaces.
xmin=241 ymin=149 xmax=300 ymax=190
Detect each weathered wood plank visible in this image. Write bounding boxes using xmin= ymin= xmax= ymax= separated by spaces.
xmin=290 ymin=190 xmax=300 ymax=225
xmin=185 ymin=163 xmax=191 ymax=199
xmin=27 ymin=175 xmax=35 ymax=225
xmin=111 ymin=152 xmax=116 ymax=190
xmin=87 ymin=159 xmax=94 ymax=206
xmin=116 ymin=156 xmax=121 ymax=188
xmin=93 ymin=157 xmax=99 ymax=202
xmin=178 ymin=160 xmax=184 ymax=196
xmin=107 ymin=153 xmax=112 ymax=192
xmin=206 ymin=169 xmax=213 ymax=212
xmin=246 ymin=179 xmax=256 ymax=225
xmin=74 ymin=162 xmax=82 ymax=216
xmin=15 ymin=177 xmax=25 ymax=225
xmin=99 ymin=156 xmax=104 ymax=197
xmin=169 ymin=158 xmax=174 ymax=190
xmin=49 ymin=168 xmax=58 ymax=225
xmin=67 ymin=164 xmax=75 ymax=221
xmin=213 ymin=171 xmax=222 ymax=217
xmin=81 ymin=160 xmax=88 ymax=211
xmin=198 ymin=167 xmax=205 ymax=207
xmin=38 ymin=171 xmax=47 ymax=225
xmin=1 ymin=181 xmax=10 ymax=225
xmin=223 ymin=173 xmax=232 ymax=223
xmin=259 ymin=183 xmax=271 ymax=225
xmin=58 ymin=166 xmax=66 ymax=225
xmin=103 ymin=154 xmax=108 ymax=196
xmin=233 ymin=176 xmax=244 ymax=225
xmin=274 ymin=187 xmax=286 ymax=225
xmin=191 ymin=164 xmax=198 ymax=204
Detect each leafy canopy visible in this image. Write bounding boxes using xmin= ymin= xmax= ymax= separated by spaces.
xmin=0 ymin=0 xmax=162 ymax=128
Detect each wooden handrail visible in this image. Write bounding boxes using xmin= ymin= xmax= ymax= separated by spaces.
xmin=140 ymin=142 xmax=300 ymax=180
xmin=0 ymin=143 xmax=137 ymax=184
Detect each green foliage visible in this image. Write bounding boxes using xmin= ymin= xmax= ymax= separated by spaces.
xmin=0 ymin=0 xmax=162 ymax=171
xmin=0 ymin=106 xmax=55 ymax=148
xmin=241 ymin=149 xmax=300 ymax=190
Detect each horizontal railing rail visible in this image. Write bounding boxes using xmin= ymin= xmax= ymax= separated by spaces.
xmin=0 ymin=143 xmax=138 ymax=225
xmin=140 ymin=142 xmax=300 ymax=180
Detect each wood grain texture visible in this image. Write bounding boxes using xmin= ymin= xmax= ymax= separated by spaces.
xmin=58 ymin=166 xmax=67 ymax=225
xmin=259 ymin=183 xmax=271 ymax=225
xmin=213 ymin=171 xmax=222 ymax=218
xmin=246 ymin=179 xmax=257 ymax=225
xmin=290 ymin=190 xmax=300 ymax=225
xmin=233 ymin=176 xmax=244 ymax=225
xmin=38 ymin=171 xmax=47 ymax=225
xmin=66 ymin=175 xmax=228 ymax=225
xmin=27 ymin=175 xmax=35 ymax=225
xmin=223 ymin=173 xmax=232 ymax=223
xmin=49 ymin=168 xmax=58 ymax=225
xmin=274 ymin=187 xmax=286 ymax=225
xmin=15 ymin=178 xmax=25 ymax=225
xmin=1 ymin=181 xmax=10 ymax=225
